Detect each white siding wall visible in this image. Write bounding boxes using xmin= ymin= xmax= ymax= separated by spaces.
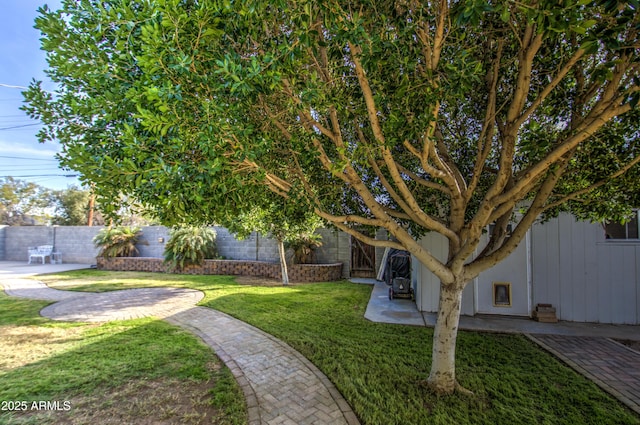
xmin=475 ymin=232 xmax=530 ymax=316
xmin=415 ymin=213 xmax=640 ymax=324
xmin=531 ymin=214 xmax=640 ymax=324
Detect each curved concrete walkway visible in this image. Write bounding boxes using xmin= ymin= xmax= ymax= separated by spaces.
xmin=0 ymin=264 xmax=360 ymax=425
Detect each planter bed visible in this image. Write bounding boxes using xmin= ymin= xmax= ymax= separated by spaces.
xmin=96 ymin=257 xmax=343 ymax=282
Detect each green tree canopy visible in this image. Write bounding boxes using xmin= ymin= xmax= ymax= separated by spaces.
xmin=52 ymin=185 xmax=94 ymax=225
xmin=0 ymin=177 xmax=53 ymax=225
xmin=230 ymin=198 xmax=324 ymax=284
xmin=24 ymin=0 xmax=639 ymax=394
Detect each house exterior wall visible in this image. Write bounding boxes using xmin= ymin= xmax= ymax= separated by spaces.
xmin=474 ymin=232 xmax=530 ymax=317
xmin=413 ymin=231 xmax=475 ymax=316
xmin=415 ymin=213 xmax=640 ymax=325
xmin=531 ymin=214 xmax=639 ymax=325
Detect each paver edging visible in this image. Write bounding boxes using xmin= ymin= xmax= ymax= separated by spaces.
xmin=525 ymin=334 xmax=640 ymax=415
xmin=608 ymin=337 xmax=640 ymax=356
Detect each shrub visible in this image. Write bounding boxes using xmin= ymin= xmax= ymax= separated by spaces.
xmin=93 ymin=226 xmax=145 ymax=257
xmin=286 ymin=232 xmax=323 ymax=264
xmin=164 ymin=226 xmax=218 ymax=270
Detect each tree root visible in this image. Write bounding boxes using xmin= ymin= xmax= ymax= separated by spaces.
xmin=422 ymin=379 xmax=475 ymax=396
xmin=455 ymin=381 xmax=475 ymax=396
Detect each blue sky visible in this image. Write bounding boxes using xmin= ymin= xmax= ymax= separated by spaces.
xmin=0 ymin=0 xmax=80 ymax=190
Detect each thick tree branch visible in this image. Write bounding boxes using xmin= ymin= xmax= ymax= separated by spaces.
xmin=315 ymin=207 xmax=454 ymax=283
xmin=500 ymin=102 xmax=632 ymax=207
xmin=514 ymin=48 xmax=586 ymax=129
xmin=396 ymin=163 xmax=451 ymax=195
xmin=403 ymin=140 xmax=450 ymax=181
xmin=464 ymin=158 xmax=568 ymax=279
xmin=466 ymin=39 xmax=503 ymax=202
xmin=350 ymin=41 xmax=459 ymax=242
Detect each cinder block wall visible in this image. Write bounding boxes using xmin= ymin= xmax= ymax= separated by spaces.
xmin=2 ymin=225 xmax=353 ymax=275
xmin=5 ymin=226 xmax=55 ymax=262
xmin=0 ymin=226 xmax=7 ymax=261
xmin=4 ymin=226 xmax=102 ymax=263
xmin=137 ymin=226 xmax=170 ymax=258
xmin=315 ymin=228 xmax=351 ymax=278
xmin=214 ymin=228 xmax=280 ymax=262
xmin=53 ymin=226 xmax=103 ymax=263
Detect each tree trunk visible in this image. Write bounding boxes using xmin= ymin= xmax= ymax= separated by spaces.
xmin=277 ymin=238 xmax=289 ymax=286
xmin=87 ymin=192 xmax=95 ymax=226
xmin=427 ymin=281 xmax=465 ymax=394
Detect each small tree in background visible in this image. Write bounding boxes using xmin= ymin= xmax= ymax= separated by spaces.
xmin=93 ymin=226 xmax=145 ymax=258
xmin=52 ymin=185 xmax=104 ymax=226
xmin=163 ymin=226 xmax=218 ymax=271
xmin=231 ymin=201 xmax=324 ymax=285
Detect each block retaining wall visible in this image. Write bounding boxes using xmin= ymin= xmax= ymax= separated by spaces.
xmin=96 ymin=257 xmax=343 ymax=282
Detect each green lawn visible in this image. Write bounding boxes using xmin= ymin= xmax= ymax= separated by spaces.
xmin=22 ymin=270 xmax=640 ymax=425
xmin=0 ymin=289 xmax=246 ymax=425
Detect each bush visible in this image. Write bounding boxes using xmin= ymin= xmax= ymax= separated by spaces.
xmin=93 ymin=226 xmax=145 ymax=258
xmin=164 ymin=226 xmax=218 ymax=270
xmin=286 ymin=232 xmax=323 ymax=264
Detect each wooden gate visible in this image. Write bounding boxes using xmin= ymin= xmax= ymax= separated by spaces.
xmin=351 ymin=236 xmax=376 ymax=278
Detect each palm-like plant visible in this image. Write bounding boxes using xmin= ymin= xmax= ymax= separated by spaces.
xmin=93 ymin=226 xmax=144 ymax=257
xmin=163 ymin=226 xmax=218 ymax=270
xmin=286 ymin=232 xmax=323 ymax=264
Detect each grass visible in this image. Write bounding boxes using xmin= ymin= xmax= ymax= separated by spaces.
xmin=24 ymin=270 xmax=640 ymax=424
xmin=0 ymin=290 xmax=246 ymax=425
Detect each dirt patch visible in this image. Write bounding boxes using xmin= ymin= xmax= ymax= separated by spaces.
xmin=11 ymin=376 xmax=228 ymax=425
xmin=615 ymin=339 xmax=640 ymax=353
xmin=0 ymin=325 xmax=91 ymax=371
xmin=234 ymin=275 xmax=293 ymax=287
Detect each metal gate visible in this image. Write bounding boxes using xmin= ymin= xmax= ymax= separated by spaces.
xmin=351 ymin=236 xmax=376 ymax=278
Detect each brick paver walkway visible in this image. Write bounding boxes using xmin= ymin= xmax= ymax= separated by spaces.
xmin=529 ymin=334 xmax=640 ymax=415
xmin=0 ymin=277 xmax=360 ymax=425
xmin=167 ymin=308 xmax=358 ymax=425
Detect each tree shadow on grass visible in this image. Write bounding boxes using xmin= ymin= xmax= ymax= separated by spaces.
xmin=0 ymin=318 xmax=246 ymax=425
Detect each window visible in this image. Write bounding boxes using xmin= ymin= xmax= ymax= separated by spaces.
xmin=604 ymin=211 xmax=639 ymax=240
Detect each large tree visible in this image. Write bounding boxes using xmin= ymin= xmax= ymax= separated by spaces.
xmin=24 ymin=0 xmax=639 ymax=394
xmin=52 ymin=185 xmax=95 ymax=225
xmin=0 ymin=177 xmax=53 ymax=225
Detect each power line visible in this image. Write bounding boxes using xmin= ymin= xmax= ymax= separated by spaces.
xmin=0 ymin=123 xmax=42 ymax=131
xmin=0 ymin=174 xmax=77 ymax=178
xmin=0 ymin=83 xmax=29 ymax=90
xmin=0 ymin=167 xmax=62 ymax=171
xmin=0 ymin=155 xmax=58 ymax=161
